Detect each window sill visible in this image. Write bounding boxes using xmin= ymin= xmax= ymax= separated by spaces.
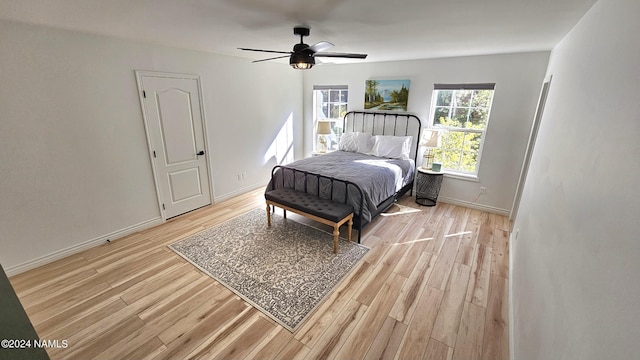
xmin=443 ymin=172 xmax=480 ymax=182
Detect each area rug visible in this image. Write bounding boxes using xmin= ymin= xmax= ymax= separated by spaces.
xmin=168 ymin=208 xmax=369 ymax=331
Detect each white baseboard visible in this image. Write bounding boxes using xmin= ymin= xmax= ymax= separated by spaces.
xmin=5 ymin=217 xmax=162 ymax=277
xmin=213 ymin=183 xmax=265 ymax=203
xmin=437 ymin=196 xmax=511 ymax=216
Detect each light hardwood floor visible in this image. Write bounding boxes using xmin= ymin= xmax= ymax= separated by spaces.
xmin=10 ymin=189 xmax=510 ymax=360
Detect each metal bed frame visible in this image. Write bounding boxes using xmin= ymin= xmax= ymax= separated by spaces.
xmin=341 ymin=111 xmax=422 ymax=232
xmin=342 ymin=110 xmax=422 ymax=163
xmin=269 ymin=110 xmax=422 ymax=241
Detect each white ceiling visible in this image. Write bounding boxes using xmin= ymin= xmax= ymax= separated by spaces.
xmin=0 ymin=0 xmax=597 ymax=64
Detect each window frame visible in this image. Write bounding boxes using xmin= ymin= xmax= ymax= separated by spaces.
xmin=312 ymin=85 xmax=349 ymax=152
xmin=428 ymin=83 xmax=496 ymax=178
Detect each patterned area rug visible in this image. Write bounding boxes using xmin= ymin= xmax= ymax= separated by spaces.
xmin=169 ymin=208 xmax=369 ymax=331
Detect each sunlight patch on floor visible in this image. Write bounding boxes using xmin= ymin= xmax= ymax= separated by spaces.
xmin=445 ymin=231 xmax=472 ymax=238
xmin=380 ymin=205 xmax=421 ymax=217
xmin=391 ymin=237 xmax=434 ymax=246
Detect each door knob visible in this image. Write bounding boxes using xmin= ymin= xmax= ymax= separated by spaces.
xmin=197 ymin=150 xmax=205 ymax=156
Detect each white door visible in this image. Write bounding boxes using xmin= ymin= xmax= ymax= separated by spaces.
xmin=137 ymin=72 xmax=212 ymax=219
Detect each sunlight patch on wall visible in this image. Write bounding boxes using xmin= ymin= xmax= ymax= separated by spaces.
xmin=264 ymin=113 xmax=294 ymax=165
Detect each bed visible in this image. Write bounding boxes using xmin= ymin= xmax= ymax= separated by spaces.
xmin=267 ymin=111 xmax=422 ymax=240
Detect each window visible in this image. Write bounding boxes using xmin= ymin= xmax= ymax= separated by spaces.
xmin=313 ymin=85 xmax=348 ymax=151
xmin=429 ymin=83 xmax=495 ymax=176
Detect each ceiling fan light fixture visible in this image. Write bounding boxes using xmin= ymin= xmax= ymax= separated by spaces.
xmin=289 ymin=52 xmax=315 ymax=69
xmin=291 ymin=62 xmax=313 ymax=70
xmin=240 ymin=26 xmax=366 ymax=70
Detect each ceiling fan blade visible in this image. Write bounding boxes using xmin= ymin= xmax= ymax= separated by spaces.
xmin=314 ymin=52 xmax=368 ymax=59
xmin=252 ymin=55 xmax=291 ymax=63
xmin=307 ymin=41 xmax=334 ymax=54
xmin=238 ymin=47 xmax=292 ymax=55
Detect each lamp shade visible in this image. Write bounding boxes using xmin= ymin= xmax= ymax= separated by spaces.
xmin=316 ymin=121 xmax=332 ymax=135
xmin=419 ymin=129 xmax=440 ymax=148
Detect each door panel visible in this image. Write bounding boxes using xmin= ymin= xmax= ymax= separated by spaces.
xmin=168 ymin=168 xmax=203 ymax=202
xmin=139 ymin=73 xmax=211 ymax=219
xmin=157 ymin=89 xmax=198 ymax=165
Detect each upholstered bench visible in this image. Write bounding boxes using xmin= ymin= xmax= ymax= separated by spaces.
xmin=265 ymin=187 xmax=354 ymax=254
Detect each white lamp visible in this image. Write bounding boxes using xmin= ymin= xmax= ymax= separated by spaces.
xmin=419 ymin=129 xmax=440 ymax=170
xmin=316 ymin=121 xmax=332 ymax=153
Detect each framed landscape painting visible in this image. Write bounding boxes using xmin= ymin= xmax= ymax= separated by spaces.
xmin=364 ymin=79 xmax=410 ymax=110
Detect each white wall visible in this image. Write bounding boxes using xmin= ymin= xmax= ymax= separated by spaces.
xmin=0 ymin=20 xmax=302 ymax=273
xmin=511 ymin=0 xmax=640 ymax=358
xmin=302 ymin=52 xmax=549 ymax=213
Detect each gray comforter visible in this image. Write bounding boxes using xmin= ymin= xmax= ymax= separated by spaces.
xmin=269 ymin=151 xmax=415 ymax=222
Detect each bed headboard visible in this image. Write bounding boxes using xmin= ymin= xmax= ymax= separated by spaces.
xmin=343 ymin=111 xmax=422 ymax=162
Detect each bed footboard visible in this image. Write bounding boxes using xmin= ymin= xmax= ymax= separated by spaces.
xmin=267 ymin=166 xmax=365 ymax=242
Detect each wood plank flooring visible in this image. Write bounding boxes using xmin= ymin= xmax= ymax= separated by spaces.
xmin=10 ymin=189 xmax=510 ymax=360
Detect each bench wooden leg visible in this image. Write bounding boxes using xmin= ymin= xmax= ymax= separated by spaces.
xmin=266 ymin=203 xmax=271 ymax=227
xmin=283 ymin=209 xmax=287 ymax=219
xmin=347 ymin=216 xmax=353 ymax=242
xmin=333 ymin=225 xmax=339 ymax=254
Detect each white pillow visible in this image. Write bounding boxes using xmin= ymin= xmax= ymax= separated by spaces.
xmin=338 ymin=132 xmax=373 ymax=154
xmin=338 ymin=132 xmax=359 ymax=152
xmin=371 ymin=135 xmax=412 ymax=160
xmin=354 ymin=132 xmax=373 ymax=154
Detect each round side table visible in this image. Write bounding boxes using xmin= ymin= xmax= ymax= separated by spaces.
xmin=415 ymin=167 xmax=444 ymax=206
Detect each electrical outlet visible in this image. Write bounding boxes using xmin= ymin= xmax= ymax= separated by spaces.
xmin=479 ymin=186 xmax=487 ymax=195
xmin=237 ymin=173 xmax=242 ymax=181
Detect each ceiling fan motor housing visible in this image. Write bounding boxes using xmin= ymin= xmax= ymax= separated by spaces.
xmin=293 ymin=43 xmax=309 ymax=52
xmin=291 ymin=28 xmax=314 ymax=69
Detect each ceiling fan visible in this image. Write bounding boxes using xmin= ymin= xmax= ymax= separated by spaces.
xmin=239 ymin=26 xmax=367 ymax=69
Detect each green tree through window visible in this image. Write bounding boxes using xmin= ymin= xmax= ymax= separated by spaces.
xmin=429 ymin=85 xmax=495 ymax=175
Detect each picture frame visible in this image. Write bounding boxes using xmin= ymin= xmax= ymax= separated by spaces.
xmin=364 ymin=79 xmax=410 ymax=111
